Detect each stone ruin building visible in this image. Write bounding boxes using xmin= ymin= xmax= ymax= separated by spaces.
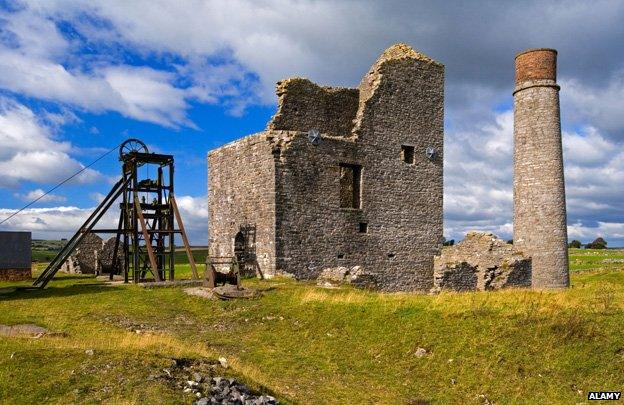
xmin=432 ymin=232 xmax=531 ymax=293
xmin=61 ymin=234 xmax=124 ymax=275
xmin=208 ymin=44 xmax=444 ymax=292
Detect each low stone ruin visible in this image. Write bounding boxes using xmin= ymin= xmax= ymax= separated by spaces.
xmin=432 ymin=232 xmax=531 ymax=293
xmin=61 ymin=235 xmax=124 ymax=275
xmin=100 ymin=237 xmax=125 ymax=274
xmin=61 ymin=233 xmax=103 ymax=274
xmin=316 ymin=266 xmax=378 ymax=289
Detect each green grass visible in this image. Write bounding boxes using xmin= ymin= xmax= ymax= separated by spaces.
xmin=1 ymin=249 xmax=623 ymax=403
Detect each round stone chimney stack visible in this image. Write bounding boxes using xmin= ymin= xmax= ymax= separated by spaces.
xmin=513 ymin=48 xmax=569 ymax=288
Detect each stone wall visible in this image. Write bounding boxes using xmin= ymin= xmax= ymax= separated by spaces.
xmin=61 ymin=233 xmax=103 ymax=274
xmin=0 ymin=231 xmax=31 ymax=281
xmin=432 ymin=232 xmax=531 ymax=292
xmin=513 ymin=48 xmax=569 ymax=289
xmin=100 ymin=237 xmax=125 ymax=274
xmin=208 ymin=43 xmax=444 ymax=291
xmin=208 ymin=133 xmax=277 ymax=276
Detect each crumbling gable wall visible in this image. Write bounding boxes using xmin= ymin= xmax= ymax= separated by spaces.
xmin=268 ymin=78 xmax=359 ymax=137
xmin=347 ymin=44 xmax=444 ymax=291
xmin=208 ymin=133 xmax=277 ymax=275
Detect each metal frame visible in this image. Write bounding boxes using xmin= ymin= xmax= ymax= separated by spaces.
xmin=32 ymin=140 xmax=198 ymax=288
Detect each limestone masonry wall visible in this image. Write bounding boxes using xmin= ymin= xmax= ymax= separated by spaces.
xmin=513 ymin=48 xmax=569 ymax=289
xmin=208 ymin=133 xmax=277 ymax=276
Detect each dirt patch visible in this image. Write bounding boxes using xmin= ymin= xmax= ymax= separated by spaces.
xmin=184 ymin=286 xmax=262 ymax=300
xmin=0 ymin=324 xmax=54 ymax=337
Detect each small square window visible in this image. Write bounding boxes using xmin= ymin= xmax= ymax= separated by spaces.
xmin=359 ymin=222 xmax=368 ymax=233
xmin=401 ymin=145 xmax=415 ymax=164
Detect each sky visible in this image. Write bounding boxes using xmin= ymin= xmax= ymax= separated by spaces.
xmin=0 ymin=0 xmax=622 ymax=246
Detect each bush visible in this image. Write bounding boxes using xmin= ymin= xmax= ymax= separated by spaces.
xmin=443 ymin=238 xmax=455 ymax=246
xmin=568 ymin=240 xmax=582 ymax=249
xmin=585 ymin=237 xmax=607 ymax=249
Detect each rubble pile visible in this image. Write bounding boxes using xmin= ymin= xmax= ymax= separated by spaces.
xmin=432 ymin=232 xmax=531 ymax=293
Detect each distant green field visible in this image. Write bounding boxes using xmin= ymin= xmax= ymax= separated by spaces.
xmin=30 ymin=239 xmax=207 ymax=264
xmin=569 ymin=248 xmax=624 ymax=272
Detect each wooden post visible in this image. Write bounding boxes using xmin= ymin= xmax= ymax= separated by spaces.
xmin=135 ymin=196 xmax=161 ymax=282
xmin=205 ymin=257 xmax=215 ymax=288
xmin=170 ymin=195 xmax=199 ymax=279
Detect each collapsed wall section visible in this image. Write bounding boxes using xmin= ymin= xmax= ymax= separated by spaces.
xmin=208 ymin=133 xmax=277 ymax=276
xmin=268 ymin=78 xmax=359 ymax=137
xmin=433 ymin=232 xmax=532 ymax=292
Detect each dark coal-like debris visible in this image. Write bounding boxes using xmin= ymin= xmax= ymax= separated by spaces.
xmin=151 ymin=358 xmax=279 ymax=404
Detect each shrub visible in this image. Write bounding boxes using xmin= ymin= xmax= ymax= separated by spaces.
xmin=585 ymin=237 xmax=607 ymax=249
xmin=568 ymin=240 xmax=582 ymax=249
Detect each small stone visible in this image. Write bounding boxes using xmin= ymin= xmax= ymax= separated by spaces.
xmin=85 ymin=349 xmax=94 ymax=356
xmin=193 ymin=372 xmax=203 ymax=383
xmin=414 ymin=347 xmax=428 ymax=358
xmin=197 ymin=398 xmax=209 ymax=405
xmin=218 ymin=357 xmax=229 ymax=368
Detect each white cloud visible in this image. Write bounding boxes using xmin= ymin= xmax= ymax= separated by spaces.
xmin=568 ymin=222 xmax=624 ymax=242
xmin=0 ymin=98 xmax=103 ymax=188
xmin=14 ymin=188 xmax=66 ymax=203
xmin=0 ymin=194 xmax=208 ymax=243
xmin=89 ymin=192 xmax=106 ymax=203
xmin=174 ymin=195 xmax=209 ymax=243
xmin=0 ymin=205 xmax=117 ymax=239
xmin=561 ymin=72 xmax=624 ymax=140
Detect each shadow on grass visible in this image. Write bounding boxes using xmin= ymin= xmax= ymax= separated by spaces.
xmin=0 ymin=283 xmax=122 ymax=301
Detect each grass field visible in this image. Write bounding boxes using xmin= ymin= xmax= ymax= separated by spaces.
xmin=1 ymin=249 xmax=623 ymax=403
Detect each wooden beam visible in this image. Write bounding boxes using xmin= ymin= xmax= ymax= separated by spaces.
xmin=134 ymin=196 xmax=161 ymax=281
xmin=170 ymin=194 xmax=199 ymax=280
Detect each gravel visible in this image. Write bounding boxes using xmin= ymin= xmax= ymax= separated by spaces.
xmin=150 ymin=358 xmax=279 ymax=404
xmin=188 ymin=376 xmax=278 ymax=405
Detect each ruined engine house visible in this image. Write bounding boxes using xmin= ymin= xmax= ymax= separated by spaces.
xmin=208 ymin=44 xmax=444 ymax=291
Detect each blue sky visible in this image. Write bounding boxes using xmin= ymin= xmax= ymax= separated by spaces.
xmin=0 ymin=0 xmax=622 ymax=246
